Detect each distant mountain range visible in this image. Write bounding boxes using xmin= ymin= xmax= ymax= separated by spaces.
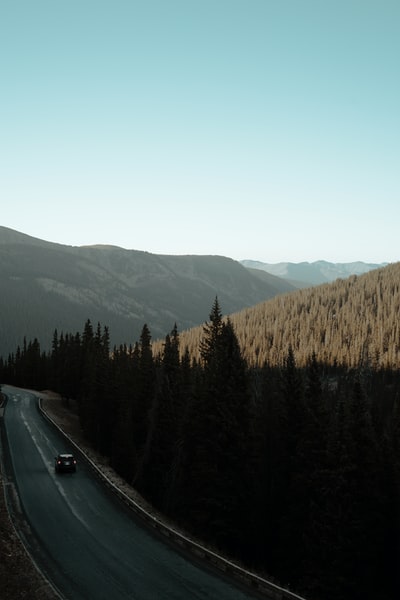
xmin=0 ymin=226 xmax=389 ymax=359
xmin=240 ymin=259 xmax=388 ymax=287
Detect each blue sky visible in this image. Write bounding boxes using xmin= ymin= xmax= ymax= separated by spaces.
xmin=1 ymin=0 xmax=399 ymax=263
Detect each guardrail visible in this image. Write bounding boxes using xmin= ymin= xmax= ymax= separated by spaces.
xmin=38 ymin=397 xmax=307 ymax=600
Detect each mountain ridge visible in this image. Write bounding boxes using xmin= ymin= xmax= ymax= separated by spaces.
xmin=1 ymin=226 xmax=392 ymax=361
xmin=0 ymin=227 xmax=294 ymax=357
xmin=240 ymin=258 xmax=388 ymax=287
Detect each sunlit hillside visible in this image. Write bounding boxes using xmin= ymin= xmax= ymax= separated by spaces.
xmin=159 ymin=262 xmax=400 ymax=369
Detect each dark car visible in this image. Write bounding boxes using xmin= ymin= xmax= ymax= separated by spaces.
xmin=55 ymin=453 xmax=77 ymax=473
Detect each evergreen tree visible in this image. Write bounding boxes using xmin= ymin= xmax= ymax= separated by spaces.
xmin=275 ymin=345 xmax=306 ymax=584
xmin=93 ymin=324 xmax=112 ymax=455
xmin=320 ymin=385 xmax=355 ymax=600
xmin=180 ymin=300 xmax=252 ymax=555
xmin=247 ymin=364 xmax=286 ymax=568
xmin=199 ymin=296 xmax=223 ymax=365
xmin=320 ymin=373 xmax=390 ymax=600
xmin=295 ymin=353 xmax=331 ymax=596
xmin=142 ymin=325 xmax=184 ymax=509
xmin=78 ymin=319 xmax=97 ymax=442
xmin=165 ymin=344 xmax=197 ymax=518
xmin=343 ymin=374 xmax=387 ymax=599
xmin=110 ymin=343 xmax=139 ymax=482
xmin=48 ymin=329 xmax=60 ymax=391
xmin=77 ymin=320 xmax=112 ymax=452
xmin=132 ymin=324 xmax=156 ymax=490
xmin=387 ymin=396 xmax=400 ymax=595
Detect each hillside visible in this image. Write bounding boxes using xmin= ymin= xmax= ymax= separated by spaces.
xmin=169 ymin=262 xmax=400 ymax=369
xmin=0 ymin=226 xmax=294 ymax=358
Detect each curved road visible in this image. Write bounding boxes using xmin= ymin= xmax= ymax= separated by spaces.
xmin=1 ymin=385 xmax=261 ymax=600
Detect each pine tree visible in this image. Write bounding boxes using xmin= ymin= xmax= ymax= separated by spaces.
xmin=321 ymin=385 xmax=355 ymax=600
xmin=344 ymin=374 xmax=386 ymax=599
xmin=199 ymin=296 xmax=223 ymax=366
xmin=320 ymin=373 xmax=389 ymax=600
xmin=180 ymin=301 xmax=252 ymax=555
xmin=275 ymin=345 xmax=306 ymax=584
xmin=295 ymin=353 xmax=331 ymax=596
xmin=132 ymin=324 xmax=156 ymax=489
xmin=78 ymin=319 xmax=97 ymax=442
xmin=109 ymin=343 xmax=139 ymax=482
xmin=247 ymin=364 xmax=286 ymax=568
xmin=49 ymin=329 xmax=60 ymax=391
xmin=93 ymin=324 xmax=112 ymax=455
xmin=77 ymin=320 xmax=112 ymax=452
xmin=142 ymin=325 xmax=184 ymax=508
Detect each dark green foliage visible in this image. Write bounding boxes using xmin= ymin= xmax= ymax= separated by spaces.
xmin=274 ymin=346 xmax=307 ymax=583
xmin=2 ymin=337 xmax=47 ymax=389
xmin=131 ymin=324 xmax=156 ymax=490
xmin=2 ymin=301 xmax=400 ymax=600
xmin=177 ymin=300 xmax=253 ymax=556
xmin=294 ymin=353 xmax=331 ymax=593
xmin=141 ymin=325 xmax=185 ymax=509
xmin=109 ymin=343 xmax=139 ymax=482
xmin=340 ymin=376 xmax=388 ymax=599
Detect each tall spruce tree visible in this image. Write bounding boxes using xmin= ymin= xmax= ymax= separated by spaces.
xmin=275 ymin=344 xmax=306 ymax=584
xmin=78 ymin=319 xmax=96 ymax=441
xmin=295 ymin=353 xmax=331 ymax=596
xmin=132 ymin=324 xmax=156 ymax=490
xmin=180 ymin=299 xmax=252 ymax=555
xmin=247 ymin=363 xmax=286 ymax=568
xmin=344 ymin=375 xmax=386 ymax=599
xmin=110 ymin=343 xmax=139 ymax=482
xmin=142 ymin=324 xmax=184 ymax=509
xmin=92 ymin=324 xmax=112 ymax=455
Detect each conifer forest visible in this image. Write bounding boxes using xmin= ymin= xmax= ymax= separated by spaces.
xmin=1 ymin=298 xmax=399 ymax=600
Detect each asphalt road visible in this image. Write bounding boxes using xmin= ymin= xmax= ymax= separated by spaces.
xmin=1 ymin=385 xmax=261 ymax=600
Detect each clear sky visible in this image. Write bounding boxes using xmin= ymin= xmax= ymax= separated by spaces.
xmin=1 ymin=0 xmax=399 ymax=264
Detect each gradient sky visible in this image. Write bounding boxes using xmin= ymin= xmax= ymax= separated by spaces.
xmin=1 ymin=0 xmax=399 ymax=263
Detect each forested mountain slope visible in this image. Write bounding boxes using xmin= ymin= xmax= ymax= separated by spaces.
xmin=0 ymin=226 xmax=294 ymax=358
xmin=172 ymin=262 xmax=400 ymax=368
xmin=3 ymin=297 xmax=399 ymax=600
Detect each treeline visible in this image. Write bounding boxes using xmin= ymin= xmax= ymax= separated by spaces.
xmin=171 ymin=262 xmax=400 ymax=369
xmin=1 ymin=298 xmax=400 ymax=600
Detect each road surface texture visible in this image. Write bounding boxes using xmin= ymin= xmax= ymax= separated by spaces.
xmin=1 ymin=385 xmax=264 ymax=600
